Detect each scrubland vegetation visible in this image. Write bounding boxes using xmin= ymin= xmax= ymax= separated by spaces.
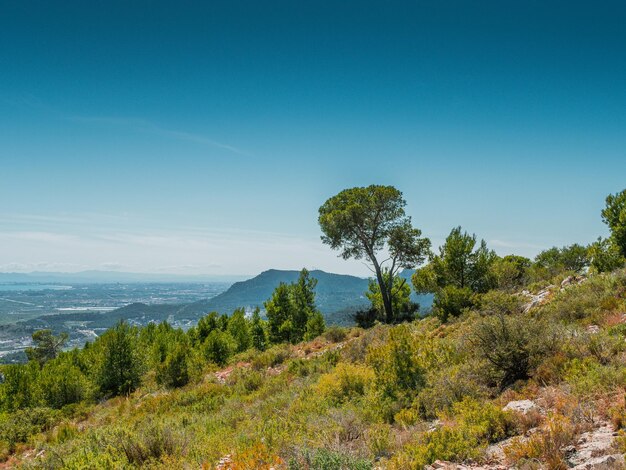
xmin=2 ymin=186 xmax=626 ymax=469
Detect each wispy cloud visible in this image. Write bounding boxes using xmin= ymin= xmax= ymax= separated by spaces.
xmin=69 ymin=115 xmax=250 ymax=156
xmin=3 ymin=95 xmax=250 ymax=156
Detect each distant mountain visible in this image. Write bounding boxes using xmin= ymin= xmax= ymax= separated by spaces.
xmin=0 ymin=270 xmax=249 ymax=283
xmin=178 ymin=269 xmax=433 ymax=323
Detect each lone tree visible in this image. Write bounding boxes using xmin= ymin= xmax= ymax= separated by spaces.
xmin=318 ymin=185 xmax=430 ymax=323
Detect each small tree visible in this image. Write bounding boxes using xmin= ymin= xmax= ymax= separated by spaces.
xmin=97 ymin=321 xmax=142 ymax=397
xmin=588 ymin=237 xmax=625 ymax=273
xmin=265 ymin=283 xmax=295 ymax=344
xmin=156 ymin=342 xmax=190 ymax=388
xmin=227 ymin=308 xmax=251 ymax=353
xmin=413 ymin=227 xmax=497 ymax=321
xmin=304 ymin=311 xmax=326 ymax=341
xmin=602 ymin=188 xmax=626 ymax=257
xmin=265 ymin=269 xmax=324 ymax=344
xmin=202 ymin=330 xmax=234 ymax=366
xmin=250 ymin=308 xmax=267 ymax=351
xmin=532 ymin=244 xmax=589 ymax=278
xmin=319 ymin=185 xmax=430 ymax=323
xmin=25 ymin=329 xmax=68 ymax=366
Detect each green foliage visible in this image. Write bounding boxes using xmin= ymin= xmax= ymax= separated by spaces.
xmin=365 ymin=272 xmax=417 ymax=323
xmin=38 ymin=357 xmax=91 ymax=408
xmin=227 ymin=308 xmax=251 ymax=353
xmin=588 ymin=237 xmax=625 ymax=273
xmin=289 ymin=448 xmax=373 ymax=470
xmin=250 ymin=307 xmax=268 ymax=351
xmin=563 ymin=357 xmax=626 ymax=397
xmin=531 ymin=243 xmax=589 ymax=279
xmin=490 ymin=255 xmax=532 ymax=290
xmin=0 ymin=407 xmax=59 ymax=452
xmin=156 ymin=342 xmax=190 ymax=388
xmin=25 ymin=329 xmax=68 ymax=366
xmin=432 ymin=285 xmax=474 ymax=322
xmin=202 ymin=329 xmax=235 ymax=366
xmin=602 ymin=188 xmax=626 ymax=257
xmin=0 ymin=361 xmax=40 ymax=411
xmin=319 ymin=185 xmax=430 ymax=323
xmin=323 ymin=325 xmax=348 ymax=343
xmin=305 ymin=311 xmax=326 ymax=341
xmin=315 ymin=363 xmax=375 ymax=404
xmin=392 ymin=398 xmax=515 ymax=468
xmin=96 ymin=321 xmax=143 ymax=397
xmin=367 ymin=325 xmax=424 ymax=402
xmin=471 ymin=313 xmax=559 ymax=390
xmin=266 ymin=269 xmax=325 ymax=344
xmin=413 ymin=226 xmax=497 ymax=321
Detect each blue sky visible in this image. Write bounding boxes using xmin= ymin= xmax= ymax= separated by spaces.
xmin=1 ymin=1 xmax=625 ymax=276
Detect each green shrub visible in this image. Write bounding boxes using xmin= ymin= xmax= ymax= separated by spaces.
xmin=289 ymin=447 xmax=373 ymax=470
xmin=323 ymin=326 xmax=348 ymax=343
xmin=564 ymin=357 xmax=626 ymax=397
xmin=39 ymin=359 xmax=92 ymax=408
xmin=433 ymin=285 xmax=474 ymax=322
xmin=471 ymin=313 xmax=560 ymax=390
xmin=251 ymin=344 xmax=292 ymax=370
xmin=156 ymin=342 xmax=190 ymax=388
xmin=367 ymin=325 xmax=425 ymax=400
xmin=115 ymin=421 xmax=183 ymax=466
xmin=315 ymin=363 xmax=374 ymax=404
xmin=203 ymin=330 xmax=235 ymax=366
xmin=0 ymin=407 xmax=60 ymax=452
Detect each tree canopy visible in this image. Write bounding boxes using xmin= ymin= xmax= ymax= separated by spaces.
xmin=319 ymin=185 xmax=430 ymax=323
xmin=412 ymin=226 xmax=497 ymax=321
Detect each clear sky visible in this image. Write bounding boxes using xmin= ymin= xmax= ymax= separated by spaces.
xmin=1 ymin=1 xmax=625 ymax=277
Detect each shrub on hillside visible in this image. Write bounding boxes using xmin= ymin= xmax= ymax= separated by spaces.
xmin=0 ymin=407 xmax=59 ymax=452
xmin=315 ymin=363 xmax=375 ymax=404
xmin=251 ymin=344 xmax=292 ymax=370
xmin=323 ymin=326 xmax=348 ymax=343
xmin=470 ymin=313 xmax=560 ymax=390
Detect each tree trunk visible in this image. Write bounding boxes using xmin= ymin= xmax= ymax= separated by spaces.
xmin=371 ymin=257 xmax=393 ymax=323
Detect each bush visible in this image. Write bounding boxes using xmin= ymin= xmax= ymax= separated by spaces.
xmin=0 ymin=407 xmax=60 ymax=452
xmin=391 ymin=398 xmax=515 ymax=468
xmin=114 ymin=421 xmax=183 ymax=466
xmin=156 ymin=342 xmax=190 ymax=388
xmin=315 ymin=363 xmax=374 ymax=404
xmin=288 ymin=448 xmax=373 ymax=470
xmin=471 ymin=313 xmax=560 ymax=390
xmin=367 ymin=325 xmax=425 ymax=400
xmin=251 ymin=344 xmax=292 ymax=370
xmin=391 ymin=426 xmax=481 ymax=469
xmin=203 ymin=330 xmax=235 ymax=366
xmin=39 ymin=359 xmax=92 ymax=408
xmin=504 ymin=413 xmax=575 ymax=468
xmin=433 ymin=285 xmax=474 ymax=322
xmin=96 ymin=321 xmax=143 ymax=397
xmin=417 ymin=363 xmax=488 ymax=419
xmin=323 ymin=326 xmax=348 ymax=343
xmin=563 ymin=357 xmax=626 ymax=397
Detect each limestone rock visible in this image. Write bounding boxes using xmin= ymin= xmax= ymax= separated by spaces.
xmin=503 ymin=399 xmax=538 ymax=415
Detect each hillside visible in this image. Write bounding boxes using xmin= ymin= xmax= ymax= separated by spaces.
xmin=178 ymin=269 xmax=433 ymax=322
xmin=3 ymin=267 xmax=626 ymax=468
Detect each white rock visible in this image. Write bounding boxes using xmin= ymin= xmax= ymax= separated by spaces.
xmin=503 ymin=399 xmax=538 ymax=415
xmin=571 ymin=454 xmax=625 ymax=470
xmin=569 ymin=423 xmax=617 ymax=467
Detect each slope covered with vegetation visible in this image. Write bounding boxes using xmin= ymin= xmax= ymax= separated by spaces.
xmin=2 ymin=186 xmax=626 ymax=469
